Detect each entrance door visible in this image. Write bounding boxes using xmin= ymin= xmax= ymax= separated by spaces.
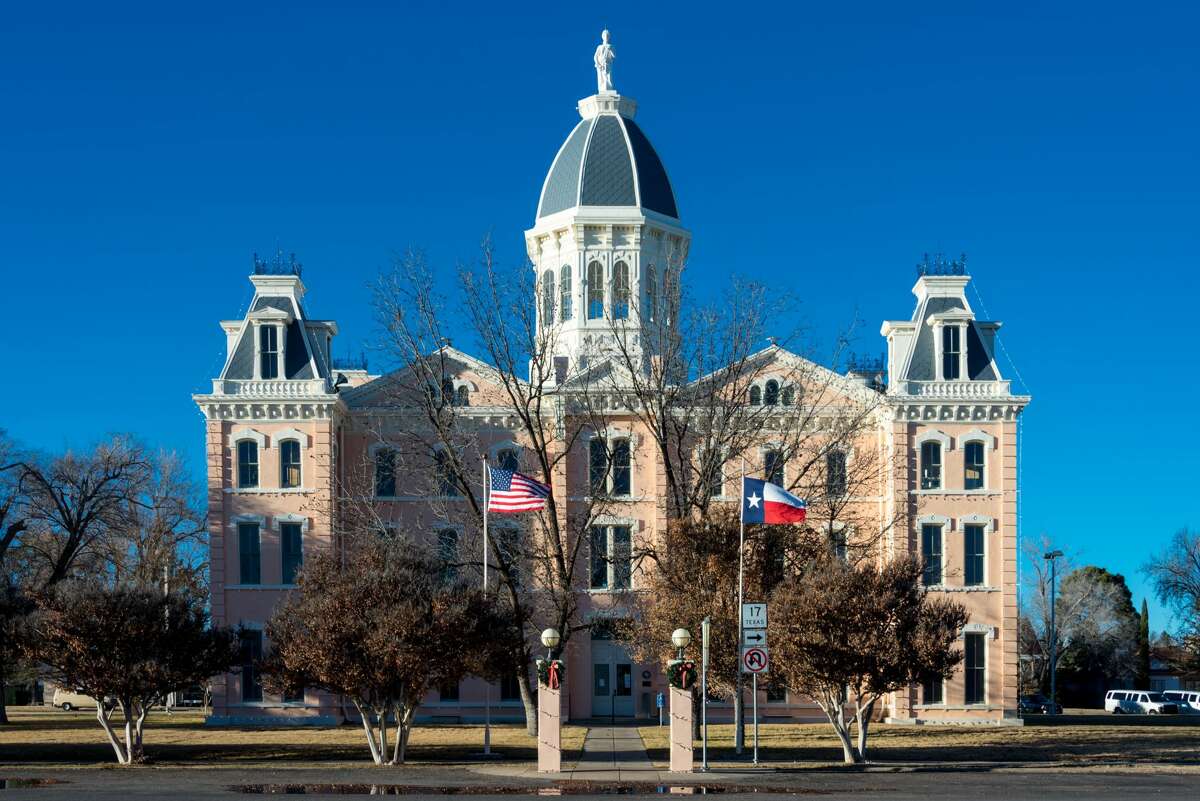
xmin=591 ymin=639 xmax=635 ymax=718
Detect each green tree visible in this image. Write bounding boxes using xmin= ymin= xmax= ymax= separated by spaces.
xmin=1135 ymin=599 xmax=1151 ymax=688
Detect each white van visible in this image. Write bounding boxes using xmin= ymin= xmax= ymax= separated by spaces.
xmin=1161 ymin=690 xmax=1200 ymax=713
xmin=51 ymin=688 xmax=99 ymax=711
xmin=1104 ymin=690 xmax=1179 ymax=714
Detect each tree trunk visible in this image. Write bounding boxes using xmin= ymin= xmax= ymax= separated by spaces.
xmin=517 ymin=667 xmax=537 ymax=736
xmin=97 ymin=703 xmax=129 ymax=764
xmin=854 ymin=697 xmax=876 ymax=763
xmin=352 ymin=700 xmax=384 ymax=764
xmin=816 ymin=691 xmax=861 ymax=765
xmin=394 ymin=705 xmax=415 ymax=765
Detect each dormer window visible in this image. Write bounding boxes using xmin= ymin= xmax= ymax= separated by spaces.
xmin=941 ymin=325 xmax=961 ymax=380
xmin=259 ymin=325 xmax=280 ymax=379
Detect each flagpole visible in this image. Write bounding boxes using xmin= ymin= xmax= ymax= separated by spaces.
xmin=481 ymin=456 xmax=492 ymax=756
xmin=736 ymin=453 xmax=746 ymax=756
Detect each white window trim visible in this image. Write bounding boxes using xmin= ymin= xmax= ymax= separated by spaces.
xmin=933 ymin=321 xmax=967 ymax=382
xmin=231 ymin=513 xmax=267 ymax=528
xmin=275 ymin=429 xmax=307 ymax=490
xmin=960 ymin=430 xmax=992 ymax=491
xmin=250 ymin=319 xmax=288 ymax=381
xmin=748 ymin=375 xmax=794 ymax=407
xmin=588 ymin=517 xmax=637 ymax=593
xmin=273 ymin=514 xmax=310 ymax=533
xmin=917 ymin=514 xmax=949 ymax=588
xmin=961 ymin=626 xmax=991 ymax=705
xmin=231 ymin=428 xmax=268 ymax=449
xmin=914 ymin=429 xmax=952 ymax=449
xmin=959 ymin=516 xmax=992 ymax=589
xmin=915 ymin=431 xmax=948 ymax=491
xmin=588 ymin=431 xmax=636 ymax=498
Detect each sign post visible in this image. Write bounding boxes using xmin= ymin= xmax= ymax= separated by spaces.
xmin=701 ymin=615 xmax=710 ymax=771
xmin=740 ymin=606 xmax=769 ymax=767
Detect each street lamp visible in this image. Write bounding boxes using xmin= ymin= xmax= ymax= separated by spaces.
xmin=1044 ymin=550 xmax=1064 ymax=713
xmin=672 ymin=628 xmax=692 ymax=660
xmin=541 ymin=627 xmax=561 ymax=661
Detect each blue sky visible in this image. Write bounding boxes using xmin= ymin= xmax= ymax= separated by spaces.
xmin=1 ymin=2 xmax=1196 ymax=629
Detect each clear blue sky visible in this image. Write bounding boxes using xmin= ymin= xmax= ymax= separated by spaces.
xmin=2 ymin=2 xmax=1196 ymax=629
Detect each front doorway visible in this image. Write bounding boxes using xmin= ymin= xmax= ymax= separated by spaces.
xmin=591 ymin=638 xmax=635 ymax=718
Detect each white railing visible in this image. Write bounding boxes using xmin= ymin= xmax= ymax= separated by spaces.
xmin=212 ymin=379 xmax=329 ymax=397
xmin=901 ymin=380 xmax=1012 ymax=399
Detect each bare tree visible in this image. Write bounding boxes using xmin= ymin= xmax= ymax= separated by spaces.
xmin=1144 ymin=528 xmax=1200 ymax=673
xmin=363 ymin=243 xmax=617 ymax=733
xmin=771 ymin=556 xmax=967 ymax=764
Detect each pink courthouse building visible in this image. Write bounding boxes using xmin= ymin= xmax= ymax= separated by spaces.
xmin=194 ymin=37 xmax=1029 ymax=726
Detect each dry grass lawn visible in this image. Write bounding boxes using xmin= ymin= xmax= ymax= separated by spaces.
xmin=639 ymin=722 xmax=1200 ymax=770
xmin=0 ymin=708 xmax=586 ymax=767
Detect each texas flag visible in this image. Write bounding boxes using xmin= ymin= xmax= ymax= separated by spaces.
xmin=741 ymin=477 xmax=807 ymax=524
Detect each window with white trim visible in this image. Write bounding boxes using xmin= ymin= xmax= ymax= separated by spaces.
xmin=259 ymin=325 xmax=280 ymax=380
xmin=239 ymin=629 xmax=263 ymax=702
xmin=587 ymin=261 xmax=604 ymax=319
xmin=281 ymin=522 xmax=303 ymax=584
xmin=238 ymin=521 xmax=261 ymax=585
xmin=589 ymin=437 xmax=631 ymax=497
xmin=764 ymin=380 xmax=779 ymax=406
xmin=237 ymin=440 xmax=259 ymax=489
xmin=748 ymin=385 xmax=761 ymax=405
xmin=279 ymin=440 xmax=301 ymax=489
xmin=613 ymin=260 xmax=630 ymax=320
xmin=825 ymin=450 xmax=847 ymax=497
xmin=921 ymin=675 xmax=943 ymax=704
xmin=560 ymin=265 xmax=573 ymax=321
xmin=964 ymin=632 xmax=986 ymax=704
xmin=590 ymin=524 xmax=632 ymax=590
xmin=964 ymin=524 xmax=985 ymax=586
xmin=541 ymin=269 xmax=555 ymax=325
xmin=920 ymin=441 xmax=942 ymax=490
xmin=921 ymin=523 xmax=942 ymax=586
xmin=964 ymin=441 xmax=985 ymax=490
xmin=941 ymin=325 xmax=961 ymax=380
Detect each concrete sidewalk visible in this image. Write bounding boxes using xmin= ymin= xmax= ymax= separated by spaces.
xmin=563 ymin=724 xmax=661 ymax=781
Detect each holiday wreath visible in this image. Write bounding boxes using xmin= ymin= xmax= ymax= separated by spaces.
xmin=666 ymin=658 xmax=697 ymax=690
xmin=536 ymin=658 xmax=565 ymax=689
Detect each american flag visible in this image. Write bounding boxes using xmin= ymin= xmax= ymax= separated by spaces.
xmin=487 ymin=467 xmax=551 ymax=513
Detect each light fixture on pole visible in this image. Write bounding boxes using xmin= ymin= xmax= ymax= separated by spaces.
xmin=1044 ymin=549 xmax=1064 ymax=711
xmin=671 ymin=627 xmax=692 ymax=660
xmin=541 ymin=627 xmax=561 ymax=661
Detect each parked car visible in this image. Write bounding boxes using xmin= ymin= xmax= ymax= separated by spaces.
xmin=1104 ymin=690 xmax=1179 ymax=714
xmin=51 ymin=688 xmax=99 ymax=711
xmin=1019 ymin=694 xmax=1062 ymax=714
xmin=1161 ymin=690 xmax=1200 ymax=713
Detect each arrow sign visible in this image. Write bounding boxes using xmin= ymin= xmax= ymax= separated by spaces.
xmin=744 ymin=628 xmax=767 ymax=645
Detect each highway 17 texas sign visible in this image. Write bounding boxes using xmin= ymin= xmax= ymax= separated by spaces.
xmin=741 ymin=645 xmax=769 ymax=674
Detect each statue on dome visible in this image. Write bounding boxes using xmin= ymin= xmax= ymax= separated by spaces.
xmin=594 ymin=29 xmax=616 ymax=94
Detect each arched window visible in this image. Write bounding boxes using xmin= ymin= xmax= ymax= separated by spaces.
xmin=440 ymin=379 xmax=454 ymax=407
xmin=497 ymin=447 xmax=520 ymax=472
xmin=374 ymin=448 xmax=397 ymax=498
xmin=749 ymin=385 xmax=762 ymax=405
xmin=560 ymin=265 xmax=573 ymax=321
xmin=587 ymin=261 xmax=604 ymax=319
xmin=435 ymin=449 xmax=460 ymax=496
xmin=613 ymin=261 xmax=630 ymax=320
xmin=279 ymin=440 xmax=301 ymax=489
xmin=964 ymin=441 xmax=985 ymax=490
xmin=644 ymin=263 xmax=657 ymax=323
xmin=764 ymin=380 xmax=780 ymax=406
xmin=920 ymin=442 xmax=942 ymax=490
xmin=781 ymin=385 xmax=795 ymax=406
xmin=455 ymin=385 xmax=470 ymax=407
xmin=237 ymin=441 xmax=259 ymax=489
xmin=541 ymin=269 xmax=555 ymax=326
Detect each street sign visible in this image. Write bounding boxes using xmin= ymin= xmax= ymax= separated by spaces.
xmin=743 ymin=628 xmax=767 ymax=646
xmin=742 ymin=603 xmax=767 ymax=630
xmin=656 ymin=692 xmax=665 ymax=709
xmin=741 ymin=646 xmax=769 ymax=674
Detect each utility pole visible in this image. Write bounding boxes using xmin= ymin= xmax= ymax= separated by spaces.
xmin=1044 ymin=549 xmax=1063 ymax=709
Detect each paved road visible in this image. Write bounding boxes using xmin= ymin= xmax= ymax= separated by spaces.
xmin=2 ymin=721 xmax=1196 ymax=799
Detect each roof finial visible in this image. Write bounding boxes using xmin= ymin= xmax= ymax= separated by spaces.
xmin=594 ymin=29 xmax=616 ymax=94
